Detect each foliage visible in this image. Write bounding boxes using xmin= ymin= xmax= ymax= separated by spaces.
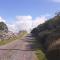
xmin=36 ymin=50 xmax=47 ymax=60
xmin=31 ymin=12 xmax=60 ymax=60
xmin=0 ymin=22 xmax=8 ymax=32
xmin=0 ymin=31 xmax=27 ymax=45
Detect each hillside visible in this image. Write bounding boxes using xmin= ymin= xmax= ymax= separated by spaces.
xmin=31 ymin=12 xmax=60 ymax=60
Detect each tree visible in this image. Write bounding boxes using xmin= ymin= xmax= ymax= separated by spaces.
xmin=0 ymin=22 xmax=8 ymax=32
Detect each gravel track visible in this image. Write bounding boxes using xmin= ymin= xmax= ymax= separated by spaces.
xmin=0 ymin=34 xmax=36 ymax=60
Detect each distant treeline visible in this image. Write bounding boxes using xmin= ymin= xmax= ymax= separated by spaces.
xmin=31 ymin=12 xmax=60 ymax=60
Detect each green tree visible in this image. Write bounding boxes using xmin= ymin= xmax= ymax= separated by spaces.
xmin=0 ymin=22 xmax=8 ymax=32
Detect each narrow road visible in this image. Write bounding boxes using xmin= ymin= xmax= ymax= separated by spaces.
xmin=0 ymin=34 xmax=37 ymax=60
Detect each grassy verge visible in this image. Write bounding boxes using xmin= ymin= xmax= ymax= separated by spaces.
xmin=0 ymin=32 xmax=28 ymax=45
xmin=35 ymin=50 xmax=47 ymax=60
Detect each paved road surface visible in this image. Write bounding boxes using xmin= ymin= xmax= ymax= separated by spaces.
xmin=0 ymin=34 xmax=37 ymax=60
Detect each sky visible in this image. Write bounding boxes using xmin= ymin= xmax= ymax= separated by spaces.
xmin=0 ymin=0 xmax=60 ymax=33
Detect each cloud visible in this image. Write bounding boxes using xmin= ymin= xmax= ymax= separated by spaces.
xmin=32 ymin=16 xmax=47 ymax=28
xmin=7 ymin=24 xmax=18 ymax=33
xmin=0 ymin=16 xmax=47 ymax=33
xmin=15 ymin=16 xmax=33 ymax=33
xmin=14 ymin=16 xmax=47 ymax=33
xmin=51 ymin=0 xmax=60 ymax=3
xmin=0 ymin=17 xmax=6 ymax=22
xmin=16 ymin=16 xmax=32 ymax=21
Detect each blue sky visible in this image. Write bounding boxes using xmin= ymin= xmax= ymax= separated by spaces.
xmin=0 ymin=0 xmax=60 ymax=32
xmin=0 ymin=0 xmax=60 ymax=21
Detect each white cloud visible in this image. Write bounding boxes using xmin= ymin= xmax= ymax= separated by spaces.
xmin=15 ymin=16 xmax=47 ymax=33
xmin=16 ymin=16 xmax=32 ymax=21
xmin=0 ymin=16 xmax=47 ymax=33
xmin=15 ymin=16 xmax=33 ymax=33
xmin=0 ymin=17 xmax=6 ymax=22
xmin=7 ymin=24 xmax=18 ymax=33
xmin=32 ymin=16 xmax=47 ymax=28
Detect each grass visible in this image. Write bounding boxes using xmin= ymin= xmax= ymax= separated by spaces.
xmin=0 ymin=32 xmax=28 ymax=45
xmin=27 ymin=37 xmax=47 ymax=60
xmin=36 ymin=49 xmax=47 ymax=60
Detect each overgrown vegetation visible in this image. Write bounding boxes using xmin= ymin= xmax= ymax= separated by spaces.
xmin=0 ymin=31 xmax=27 ymax=45
xmin=0 ymin=22 xmax=8 ymax=32
xmin=31 ymin=12 xmax=60 ymax=60
xmin=0 ymin=22 xmax=27 ymax=45
xmin=36 ymin=50 xmax=47 ymax=60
